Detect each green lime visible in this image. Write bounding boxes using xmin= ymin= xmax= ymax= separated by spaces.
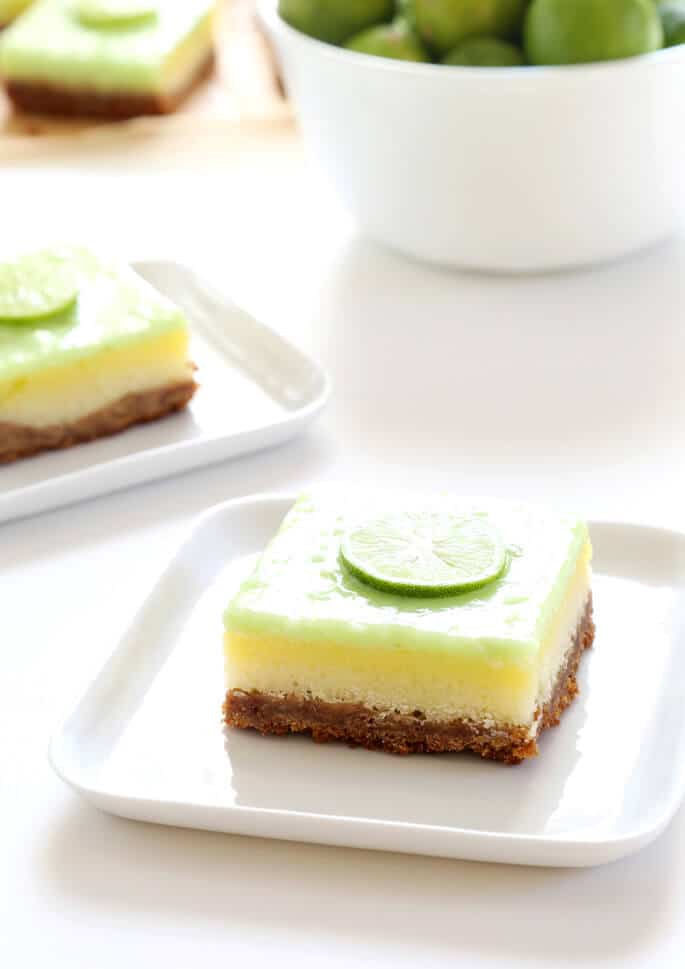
xmin=278 ymin=0 xmax=395 ymax=45
xmin=75 ymin=0 xmax=157 ymax=27
xmin=524 ymin=0 xmax=663 ymax=65
xmin=658 ymin=0 xmax=685 ymax=46
xmin=340 ymin=512 xmax=507 ymax=597
xmin=0 ymin=250 xmax=79 ymax=323
xmin=346 ymin=19 xmax=430 ymax=62
xmin=443 ymin=35 xmax=525 ymax=65
xmin=414 ymin=0 xmax=528 ymax=57
xmin=396 ymin=0 xmax=418 ymax=32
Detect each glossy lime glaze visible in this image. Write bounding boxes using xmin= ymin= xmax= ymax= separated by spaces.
xmin=225 ymin=493 xmax=591 ymax=665
xmin=0 ymin=246 xmax=188 ymax=381
xmin=0 ymin=0 xmax=215 ymax=91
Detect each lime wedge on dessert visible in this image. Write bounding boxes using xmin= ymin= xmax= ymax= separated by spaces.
xmin=340 ymin=511 xmax=507 ymax=597
xmin=75 ymin=0 xmax=158 ymax=27
xmin=0 ymin=250 xmax=79 ymax=322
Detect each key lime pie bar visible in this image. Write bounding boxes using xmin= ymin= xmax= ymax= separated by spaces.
xmin=0 ymin=246 xmax=196 ymax=463
xmin=224 ymin=494 xmax=595 ymax=764
xmin=0 ymin=0 xmax=216 ymax=117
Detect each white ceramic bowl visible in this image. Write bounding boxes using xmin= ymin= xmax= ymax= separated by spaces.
xmin=260 ymin=0 xmax=685 ymax=272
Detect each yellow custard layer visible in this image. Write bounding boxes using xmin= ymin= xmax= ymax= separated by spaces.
xmin=0 ymin=328 xmax=192 ymax=426
xmin=225 ymin=543 xmax=592 ymax=728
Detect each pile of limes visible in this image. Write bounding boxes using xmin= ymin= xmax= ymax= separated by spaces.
xmin=279 ymin=0 xmax=684 ymax=66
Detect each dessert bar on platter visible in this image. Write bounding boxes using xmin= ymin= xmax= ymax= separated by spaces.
xmin=0 ymin=0 xmax=217 ymax=117
xmin=0 ymin=245 xmax=196 ymax=464
xmin=224 ymin=492 xmax=595 ymax=764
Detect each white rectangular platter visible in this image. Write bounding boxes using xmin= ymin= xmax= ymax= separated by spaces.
xmin=50 ymin=494 xmax=685 ymax=867
xmin=0 ymin=265 xmax=329 ymax=525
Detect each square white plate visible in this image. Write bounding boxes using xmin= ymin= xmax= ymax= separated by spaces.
xmin=0 ymin=265 xmax=329 ymax=525
xmin=50 ymin=494 xmax=685 ymax=867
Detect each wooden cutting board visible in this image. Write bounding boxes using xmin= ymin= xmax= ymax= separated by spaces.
xmin=0 ymin=0 xmax=292 ymax=142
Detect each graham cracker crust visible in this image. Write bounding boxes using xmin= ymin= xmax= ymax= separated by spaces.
xmin=0 ymin=378 xmax=197 ymax=463
xmin=5 ymin=50 xmax=215 ymax=119
xmin=224 ymin=596 xmax=596 ymax=765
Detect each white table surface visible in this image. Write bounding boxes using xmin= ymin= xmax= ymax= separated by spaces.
xmin=3 ymin=143 xmax=685 ymax=968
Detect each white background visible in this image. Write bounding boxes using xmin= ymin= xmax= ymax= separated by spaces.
xmin=2 ymin=138 xmax=685 ymax=967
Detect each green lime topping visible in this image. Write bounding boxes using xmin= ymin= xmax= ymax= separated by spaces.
xmin=340 ymin=512 xmax=507 ymax=597
xmin=75 ymin=0 xmax=157 ymax=28
xmin=0 ymin=250 xmax=79 ymax=323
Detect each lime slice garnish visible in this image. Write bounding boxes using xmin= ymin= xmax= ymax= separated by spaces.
xmin=0 ymin=250 xmax=79 ymax=323
xmin=75 ymin=0 xmax=157 ymax=27
xmin=340 ymin=512 xmax=506 ymax=597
